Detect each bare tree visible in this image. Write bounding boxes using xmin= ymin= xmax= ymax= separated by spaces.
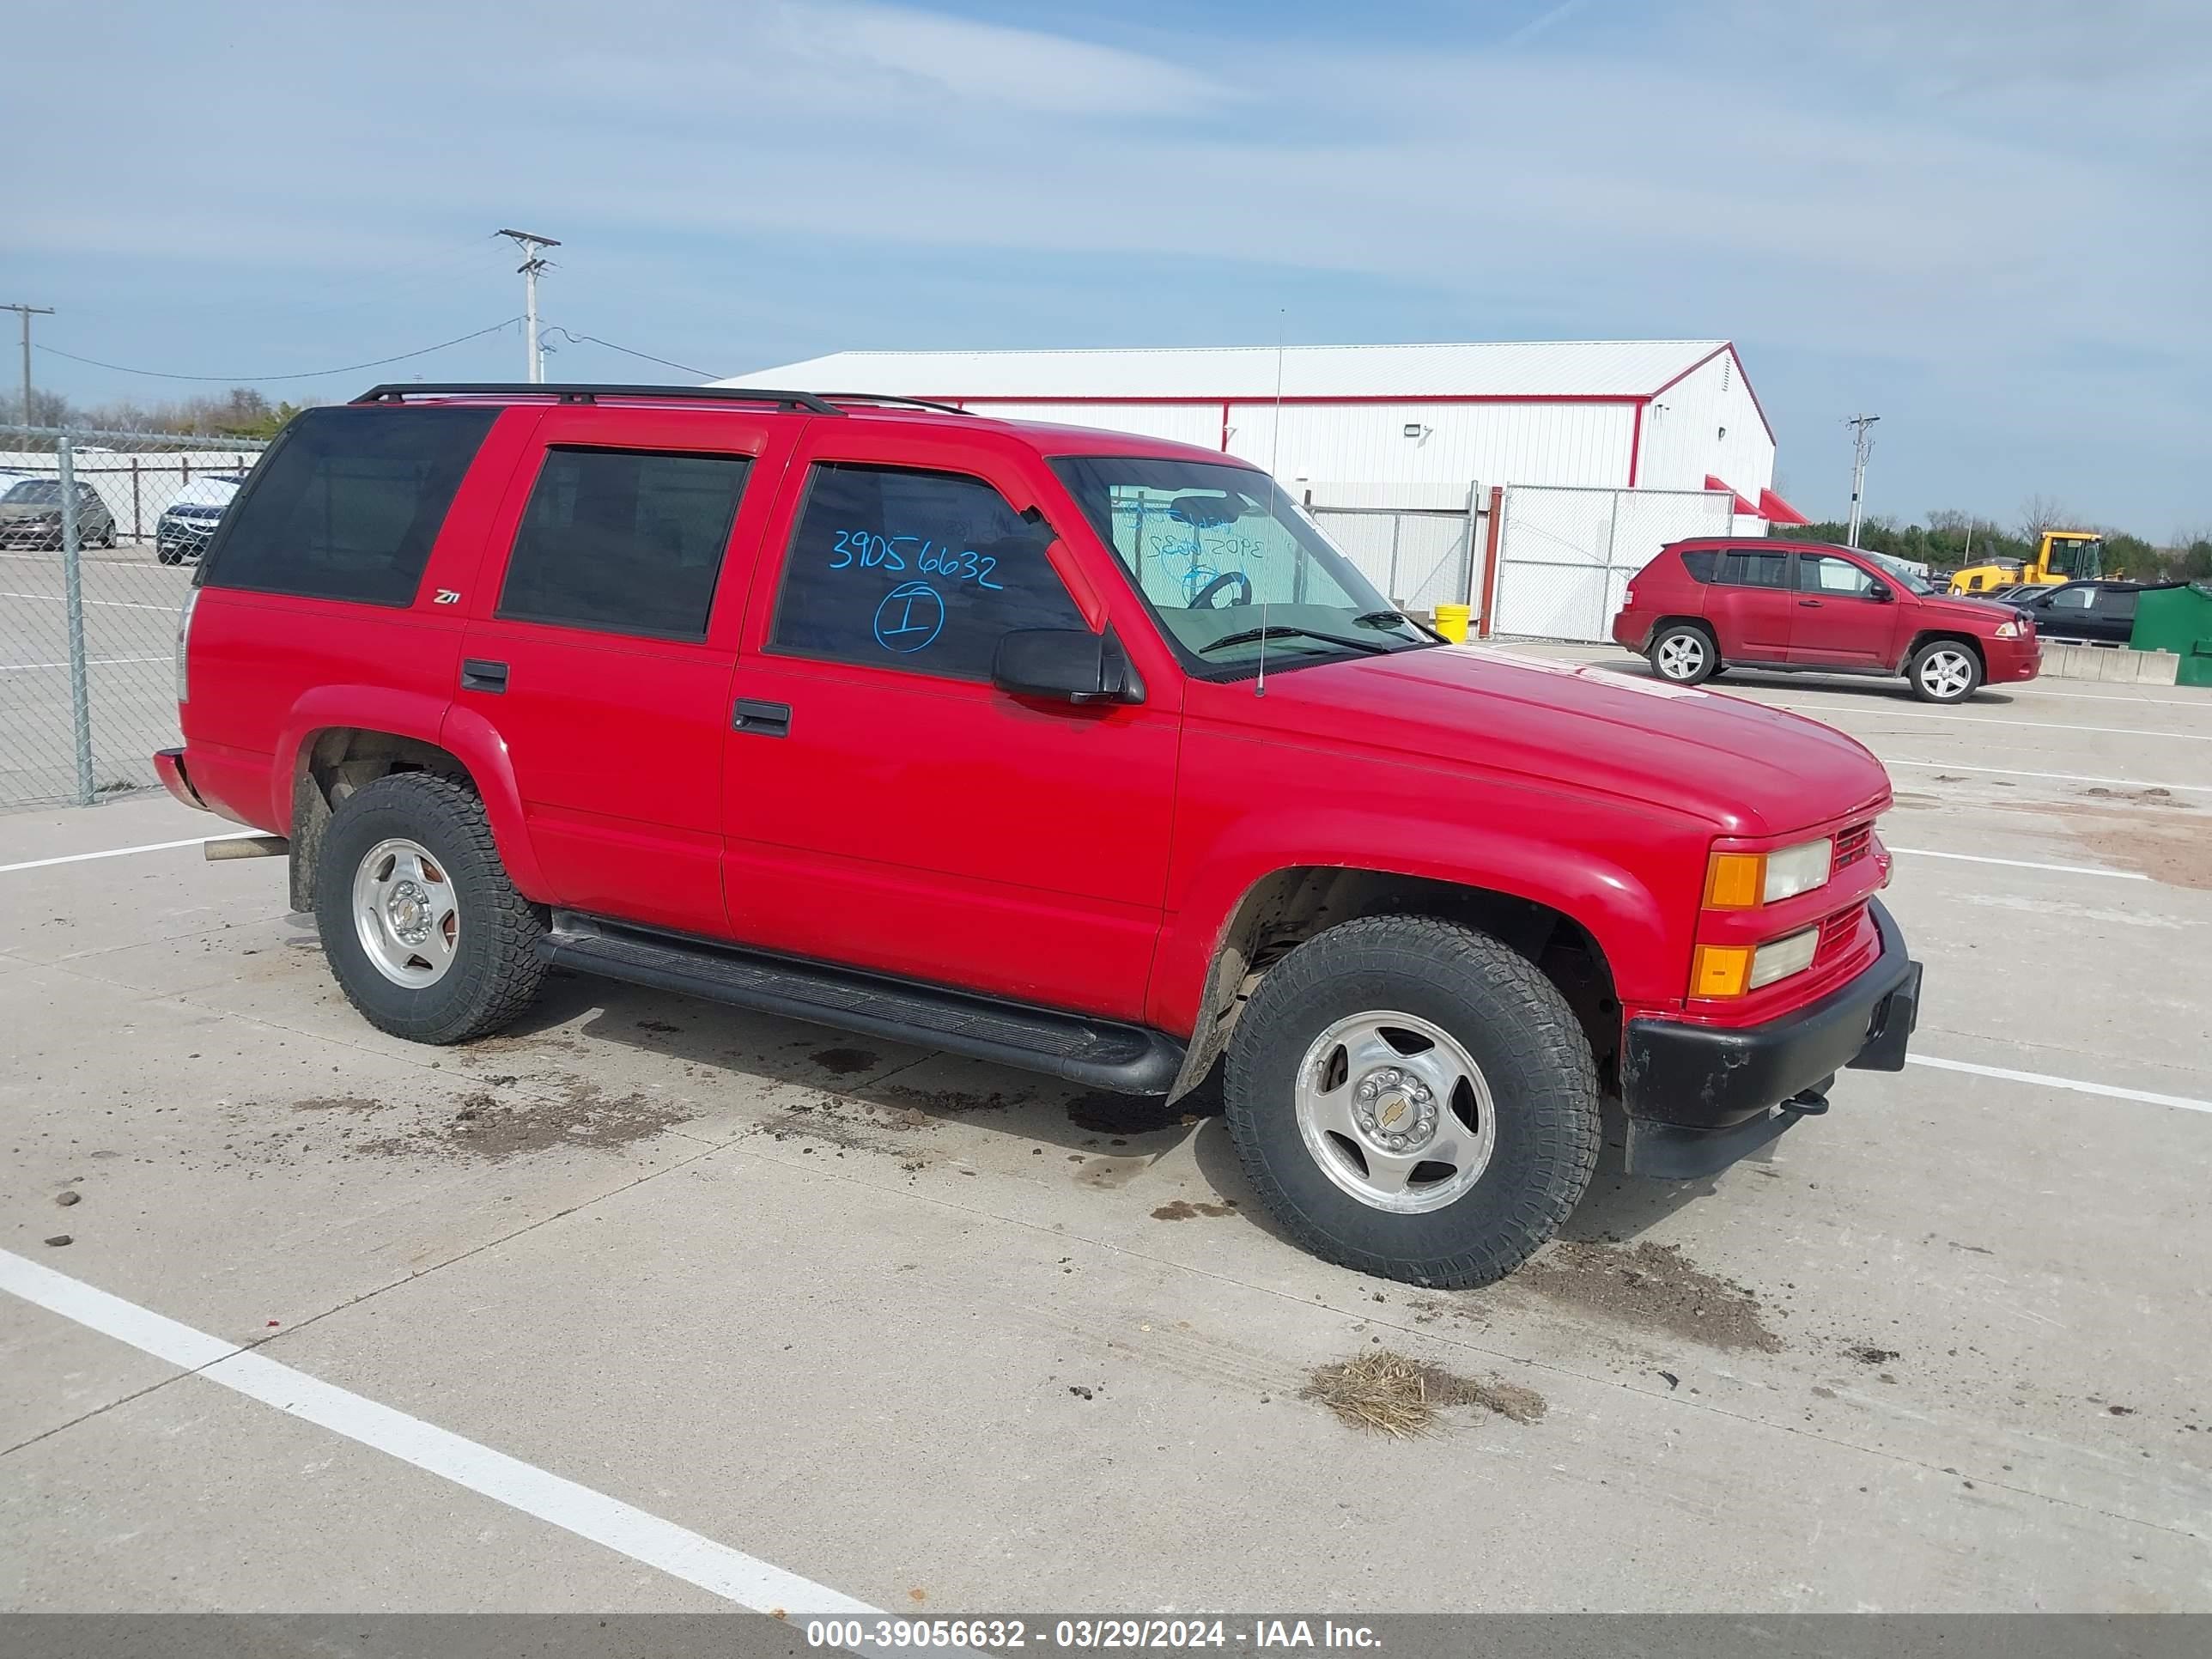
xmin=2017 ymin=494 xmax=2072 ymax=545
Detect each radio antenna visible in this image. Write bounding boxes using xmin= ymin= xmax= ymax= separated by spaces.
xmin=1256 ymin=311 xmax=1285 ymax=697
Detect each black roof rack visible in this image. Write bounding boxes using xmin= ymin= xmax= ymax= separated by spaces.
xmin=350 ymin=382 xmax=845 ymax=415
xmin=814 ymin=392 xmax=973 ymax=416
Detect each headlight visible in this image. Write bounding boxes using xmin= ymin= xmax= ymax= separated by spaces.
xmin=1691 ymin=926 xmax=1821 ymax=998
xmin=1704 ymin=837 xmax=1833 ymax=909
xmin=1748 ymin=927 xmax=1820 ymax=989
xmin=1993 ymin=620 xmax=2022 ymax=638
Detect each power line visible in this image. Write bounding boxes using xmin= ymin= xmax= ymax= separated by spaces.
xmin=540 ymin=326 xmax=719 ymax=380
xmin=32 ymin=318 xmax=523 ymax=384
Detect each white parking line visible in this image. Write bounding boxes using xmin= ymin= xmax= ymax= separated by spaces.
xmin=0 ymin=587 xmax=176 ymax=611
xmin=1764 ymin=702 xmax=2210 ymax=743
xmin=1887 ymin=759 xmax=2212 ymax=795
xmin=0 ymin=1249 xmax=893 ymax=1625
xmin=0 ymin=832 xmax=262 ymax=876
xmin=0 ymin=655 xmax=167 ymax=673
xmin=2004 ymin=687 xmax=2209 ymax=708
xmin=1906 ymin=1055 xmax=2212 ymax=1115
xmin=1887 ymin=847 xmax=2148 ymax=880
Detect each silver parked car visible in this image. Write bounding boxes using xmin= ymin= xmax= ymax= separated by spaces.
xmin=0 ymin=477 xmax=117 ymax=550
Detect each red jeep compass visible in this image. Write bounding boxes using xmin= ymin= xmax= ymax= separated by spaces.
xmin=1612 ymin=538 xmax=2039 ymax=703
xmin=155 ymin=386 xmax=1922 ymax=1288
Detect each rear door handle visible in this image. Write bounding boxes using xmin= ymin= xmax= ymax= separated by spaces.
xmin=732 ymin=698 xmax=792 ymax=738
xmin=460 ymin=659 xmax=508 ymax=693
xmin=1798 ymin=599 xmax=1823 ymax=608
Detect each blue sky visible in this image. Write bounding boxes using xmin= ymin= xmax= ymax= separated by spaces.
xmin=12 ymin=0 xmax=2208 ymax=533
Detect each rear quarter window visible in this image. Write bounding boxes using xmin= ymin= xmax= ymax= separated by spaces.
xmin=199 ymin=405 xmax=496 ymax=605
xmin=1680 ymin=550 xmax=1719 ymax=582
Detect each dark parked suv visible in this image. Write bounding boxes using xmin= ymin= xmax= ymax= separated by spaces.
xmin=154 ymin=386 xmax=1922 ymax=1289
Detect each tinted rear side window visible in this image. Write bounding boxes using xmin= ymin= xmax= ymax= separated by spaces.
xmin=1680 ymin=550 xmax=1719 ymax=582
xmin=496 ymin=447 xmax=751 ymax=640
xmin=1720 ymin=550 xmax=1792 ymax=589
xmin=201 ymin=405 xmax=496 ymax=605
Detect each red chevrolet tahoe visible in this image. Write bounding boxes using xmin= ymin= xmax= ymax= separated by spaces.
xmin=156 ymin=386 xmax=1922 ymax=1287
xmin=1612 ymin=538 xmax=2040 ymax=703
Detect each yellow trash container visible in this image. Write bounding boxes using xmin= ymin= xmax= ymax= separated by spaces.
xmin=1433 ymin=604 xmax=1472 ymax=643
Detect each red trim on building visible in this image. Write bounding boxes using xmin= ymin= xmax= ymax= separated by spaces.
xmin=1758 ymin=487 xmax=1811 ymax=526
xmin=1220 ymin=400 xmax=1231 ymax=452
xmin=1626 ymin=399 xmax=1645 ymax=487
xmin=1705 ymin=474 xmax=1759 ymax=515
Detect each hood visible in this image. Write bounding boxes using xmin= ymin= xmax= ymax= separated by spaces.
xmin=0 ymin=501 xmax=59 ymax=521
xmin=1239 ymin=645 xmax=1892 ymax=837
xmin=1912 ymin=593 xmax=2016 ymax=627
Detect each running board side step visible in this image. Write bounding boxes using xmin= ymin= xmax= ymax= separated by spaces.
xmin=539 ymin=913 xmax=1184 ymax=1096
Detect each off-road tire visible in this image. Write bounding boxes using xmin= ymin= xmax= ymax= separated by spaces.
xmin=1225 ymin=915 xmax=1601 ymax=1288
xmin=1905 ymin=639 xmax=1983 ymax=704
xmin=314 ymin=772 xmax=547 ymax=1044
xmin=1648 ymin=622 xmax=1719 ymax=684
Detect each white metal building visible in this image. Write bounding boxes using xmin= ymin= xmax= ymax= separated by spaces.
xmin=718 ymin=341 xmax=1808 ymax=640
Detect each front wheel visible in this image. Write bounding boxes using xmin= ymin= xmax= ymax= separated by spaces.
xmin=1907 ymin=641 xmax=1982 ymax=704
xmin=1225 ymin=915 xmax=1601 ymax=1288
xmin=314 ymin=772 xmax=548 ymax=1043
xmin=1648 ymin=623 xmax=1718 ymax=684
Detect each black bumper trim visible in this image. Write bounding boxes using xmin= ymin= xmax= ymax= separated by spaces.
xmin=1620 ymin=898 xmax=1921 ymax=1176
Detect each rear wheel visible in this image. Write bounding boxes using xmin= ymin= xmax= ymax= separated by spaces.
xmin=1649 ymin=623 xmax=1718 ymax=684
xmin=1225 ymin=915 xmax=1601 ymax=1288
xmin=1907 ymin=641 xmax=1981 ymax=704
xmin=314 ymin=772 xmax=547 ymax=1043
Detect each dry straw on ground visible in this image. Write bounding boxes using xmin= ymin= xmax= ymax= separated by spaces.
xmin=1303 ymin=1347 xmax=1547 ymax=1436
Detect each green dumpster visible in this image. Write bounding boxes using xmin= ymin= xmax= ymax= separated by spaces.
xmin=2132 ymin=581 xmax=2212 ymax=687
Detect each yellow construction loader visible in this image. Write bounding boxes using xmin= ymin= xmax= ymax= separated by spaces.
xmin=1949 ymin=531 xmax=2103 ymax=596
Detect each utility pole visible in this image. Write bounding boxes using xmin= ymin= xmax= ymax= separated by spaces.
xmin=495 ymin=229 xmax=561 ymax=383
xmin=1844 ymin=413 xmax=1881 ymax=548
xmin=3 ymin=303 xmax=55 ymax=426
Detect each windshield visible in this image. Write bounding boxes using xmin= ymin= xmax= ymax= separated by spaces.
xmin=2051 ymin=536 xmax=2104 ymax=580
xmin=1048 ymin=456 xmax=1434 ymax=672
xmin=2 ymin=480 xmax=62 ymax=505
xmin=1865 ymin=551 xmax=1936 ymax=595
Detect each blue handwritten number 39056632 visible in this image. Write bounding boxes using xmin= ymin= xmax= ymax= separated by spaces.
xmin=832 ymin=530 xmax=1000 ymax=590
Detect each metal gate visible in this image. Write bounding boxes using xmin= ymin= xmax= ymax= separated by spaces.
xmin=1308 ymin=502 xmax=1475 ymax=611
xmin=1487 ymin=485 xmax=1735 ymax=642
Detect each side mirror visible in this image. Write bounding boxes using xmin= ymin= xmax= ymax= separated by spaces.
xmin=1868 ymin=581 xmax=1893 ymax=602
xmin=992 ymin=628 xmax=1144 ymax=706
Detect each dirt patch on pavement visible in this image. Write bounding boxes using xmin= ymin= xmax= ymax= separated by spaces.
xmin=1151 ymin=1198 xmax=1238 ymax=1220
xmin=292 ymin=1095 xmax=386 ymax=1115
xmin=878 ymin=1082 xmax=1029 ymax=1116
xmin=1303 ymin=1348 xmax=1546 ymax=1436
xmin=1513 ymin=1240 xmax=1784 ymax=1353
xmin=356 ymin=1085 xmax=690 ymax=1160
xmin=2068 ymin=819 xmax=2212 ymax=890
xmin=809 ymin=1047 xmax=880 ymax=1076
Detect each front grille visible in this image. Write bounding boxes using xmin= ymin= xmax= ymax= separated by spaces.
xmin=1816 ymin=904 xmax=1863 ymax=962
xmin=1832 ymin=821 xmax=1874 ymax=872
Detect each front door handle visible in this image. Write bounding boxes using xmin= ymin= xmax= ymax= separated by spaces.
xmin=1798 ymin=599 xmax=1823 ymax=608
xmin=732 ymin=698 xmax=792 ymax=738
xmin=460 ymin=659 xmax=508 ymax=693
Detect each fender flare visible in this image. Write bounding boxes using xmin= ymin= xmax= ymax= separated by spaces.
xmin=1147 ymin=809 xmax=1676 ymax=1036
xmin=272 ymin=686 xmax=550 ymax=901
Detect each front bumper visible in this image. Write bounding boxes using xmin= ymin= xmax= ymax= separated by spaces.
xmin=1984 ymin=635 xmax=2041 ymax=683
xmin=1620 ymin=898 xmax=1921 ymax=1179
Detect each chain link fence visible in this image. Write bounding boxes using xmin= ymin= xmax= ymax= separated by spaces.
xmin=1 ymin=426 xmax=266 ymax=808
xmin=1307 ymin=501 xmax=1477 ymax=613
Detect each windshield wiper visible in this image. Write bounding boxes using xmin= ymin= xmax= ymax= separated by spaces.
xmin=1199 ymin=624 xmax=1392 ymax=657
xmin=1353 ymin=609 xmax=1447 ymax=643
